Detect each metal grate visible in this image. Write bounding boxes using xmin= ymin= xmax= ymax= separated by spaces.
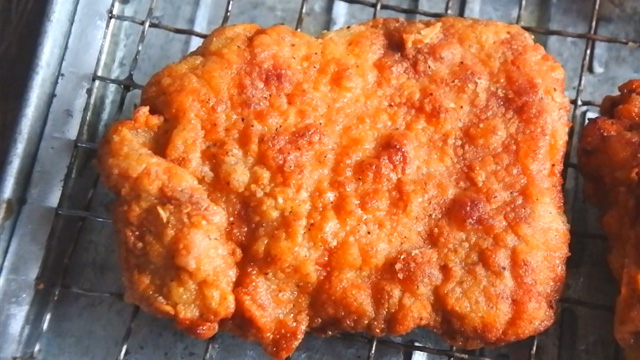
xmin=3 ymin=0 xmax=640 ymax=359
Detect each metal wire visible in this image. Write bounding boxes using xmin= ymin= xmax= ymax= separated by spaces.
xmin=55 ymin=208 xmax=111 ymax=222
xmin=221 ymin=0 xmax=233 ymax=26
xmin=338 ymin=334 xmax=495 ymax=360
xmin=108 ymin=1 xmax=160 ymax=357
xmin=92 ymin=73 xmax=143 ymax=90
xmin=563 ymin=0 xmax=602 ymax=209
xmin=295 ymin=0 xmax=309 ymax=30
xmin=110 ymin=13 xmax=208 ymax=38
xmin=343 ymin=0 xmax=447 ymax=19
xmin=444 ymin=0 xmax=454 ymax=14
xmin=340 ymin=0 xmax=640 ymax=47
xmin=373 ymin=0 xmax=383 ymax=18
xmin=368 ymin=337 xmax=378 ymax=360
xmin=529 ymin=336 xmax=538 ymax=360
xmin=116 ymin=307 xmax=140 ymax=360
xmin=516 ymin=0 xmax=526 ymax=24
xmin=32 ymin=0 xmax=639 ymax=358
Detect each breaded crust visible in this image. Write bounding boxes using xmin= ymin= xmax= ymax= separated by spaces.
xmin=578 ymin=80 xmax=640 ymax=360
xmin=98 ymin=17 xmax=570 ymax=359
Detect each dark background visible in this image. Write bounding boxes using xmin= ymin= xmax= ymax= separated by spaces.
xmin=0 ymin=0 xmax=48 ymax=174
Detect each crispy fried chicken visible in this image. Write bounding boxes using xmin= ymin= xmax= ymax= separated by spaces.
xmin=578 ymin=80 xmax=640 ymax=360
xmin=98 ymin=17 xmax=570 ymax=359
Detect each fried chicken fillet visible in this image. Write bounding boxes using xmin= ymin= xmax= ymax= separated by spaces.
xmin=578 ymin=80 xmax=640 ymax=360
xmin=98 ymin=18 xmax=570 ymax=359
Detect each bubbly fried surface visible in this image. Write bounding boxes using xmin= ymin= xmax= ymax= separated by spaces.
xmin=578 ymin=80 xmax=640 ymax=360
xmin=98 ymin=17 xmax=570 ymax=359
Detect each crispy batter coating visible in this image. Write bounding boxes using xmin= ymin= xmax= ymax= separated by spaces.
xmin=98 ymin=17 xmax=570 ymax=359
xmin=578 ymin=80 xmax=640 ymax=360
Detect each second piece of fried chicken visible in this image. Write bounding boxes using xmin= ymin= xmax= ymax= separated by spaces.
xmin=98 ymin=17 xmax=570 ymax=359
xmin=578 ymin=80 xmax=640 ymax=360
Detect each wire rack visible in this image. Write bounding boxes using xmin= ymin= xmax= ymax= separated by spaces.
xmin=2 ymin=0 xmax=640 ymax=359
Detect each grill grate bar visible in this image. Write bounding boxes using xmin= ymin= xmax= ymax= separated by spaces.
xmin=110 ymin=14 xmax=208 ymax=38
xmin=444 ymin=0 xmax=454 ymax=14
xmin=108 ymin=3 xmax=640 ymax=48
xmin=458 ymin=0 xmax=467 ymax=17
xmin=563 ymin=0 xmax=601 ymax=214
xmin=552 ymin=1 xmax=606 ymax=357
xmin=221 ymin=0 xmax=234 ymax=27
xmin=93 ymin=74 xmax=144 ymax=90
xmin=56 ymin=208 xmax=111 ymax=222
xmin=116 ymin=307 xmax=140 ymax=360
xmin=560 ymin=0 xmax=619 ymax=358
xmin=110 ymin=1 xmax=160 ymax=358
xmin=373 ymin=0 xmax=383 ymax=18
xmin=447 ymin=346 xmax=457 ymax=360
xmin=127 ymin=0 xmax=157 ymax=77
xmin=561 ymin=0 xmax=602 ymax=227
xmin=341 ymin=0 xmax=640 ymax=46
xmin=520 ymin=24 xmax=640 ymax=47
xmin=202 ymin=337 xmax=217 ymax=360
xmin=572 ymin=98 xmax=600 ymax=107
xmin=529 ymin=336 xmax=538 ymax=360
xmin=296 ymin=0 xmax=309 ymax=31
xmin=339 ymin=333 xmax=496 ymax=360
xmin=368 ymin=337 xmax=379 ymax=360
xmin=58 ymin=283 xmax=124 ymax=299
xmin=341 ymin=0 xmax=448 ymax=18
xmin=32 ymin=191 xmax=100 ymax=356
xmin=516 ymin=0 xmax=526 ymax=24
xmin=75 ymin=140 xmax=99 ymax=150
xmin=574 ymin=0 xmax=602 ymax=108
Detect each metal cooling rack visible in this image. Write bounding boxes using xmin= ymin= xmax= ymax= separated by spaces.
xmin=0 ymin=0 xmax=639 ymax=359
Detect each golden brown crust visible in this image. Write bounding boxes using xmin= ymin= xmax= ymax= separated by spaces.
xmin=578 ymin=79 xmax=640 ymax=359
xmin=99 ymin=17 xmax=570 ymax=359
xmin=98 ymin=108 xmax=242 ymax=338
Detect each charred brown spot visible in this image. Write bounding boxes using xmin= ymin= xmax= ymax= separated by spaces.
xmin=447 ymin=192 xmax=488 ymax=229
xmin=378 ymin=131 xmax=413 ymax=176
